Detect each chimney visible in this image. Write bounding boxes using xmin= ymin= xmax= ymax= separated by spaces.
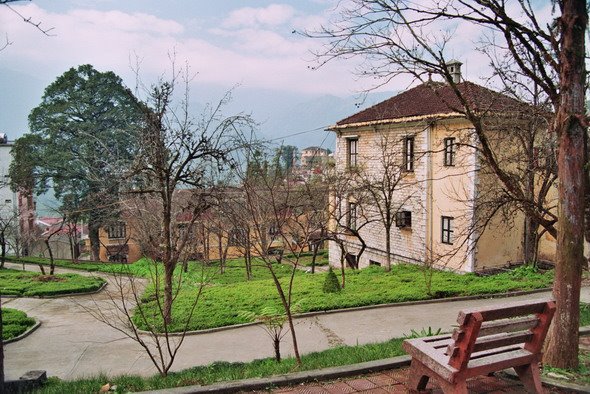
xmin=446 ymin=60 xmax=463 ymax=84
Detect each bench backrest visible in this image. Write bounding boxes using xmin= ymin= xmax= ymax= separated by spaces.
xmin=445 ymin=299 xmax=556 ymax=370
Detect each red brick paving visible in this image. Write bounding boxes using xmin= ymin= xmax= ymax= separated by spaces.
xmin=247 ymin=367 xmax=576 ymax=393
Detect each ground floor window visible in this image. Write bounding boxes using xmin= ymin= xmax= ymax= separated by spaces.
xmin=441 ymin=216 xmax=454 ymax=244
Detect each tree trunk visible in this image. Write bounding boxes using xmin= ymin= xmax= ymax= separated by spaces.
xmin=523 ymin=217 xmax=540 ymax=266
xmin=310 ymin=242 xmax=319 ymax=274
xmin=163 ymin=262 xmax=175 ymax=325
xmin=384 ymin=226 xmax=392 ymax=272
xmin=45 ymin=239 xmax=55 ymax=276
xmin=273 ymin=336 xmax=281 ymax=362
xmin=88 ymin=220 xmax=101 ymax=261
xmin=543 ymin=0 xmax=587 ymax=369
xmin=339 ymin=243 xmax=346 ymax=289
xmin=269 ymin=275 xmax=301 ymax=366
xmin=0 ymin=235 xmax=5 ymax=269
xmin=217 ymin=233 xmax=224 ymax=274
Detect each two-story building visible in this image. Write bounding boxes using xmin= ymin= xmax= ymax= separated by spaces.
xmin=327 ymin=65 xmax=557 ymax=273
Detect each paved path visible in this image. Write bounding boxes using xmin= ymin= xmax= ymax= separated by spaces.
xmin=3 ymin=263 xmax=590 ymax=381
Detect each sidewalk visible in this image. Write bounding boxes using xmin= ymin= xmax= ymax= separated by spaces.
xmin=259 ymin=367 xmax=576 ymax=393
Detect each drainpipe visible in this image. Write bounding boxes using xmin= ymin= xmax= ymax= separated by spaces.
xmin=426 ymin=122 xmax=434 ymax=264
xmin=466 ymin=128 xmax=478 ymax=272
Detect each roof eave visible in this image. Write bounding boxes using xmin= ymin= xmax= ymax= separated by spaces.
xmin=327 ymin=112 xmax=464 ymax=131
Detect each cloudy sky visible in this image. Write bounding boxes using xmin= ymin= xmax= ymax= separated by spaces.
xmin=0 ymin=1 xmax=552 ymax=147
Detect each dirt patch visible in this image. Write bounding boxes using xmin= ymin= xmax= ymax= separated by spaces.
xmin=33 ymin=275 xmax=66 ymax=282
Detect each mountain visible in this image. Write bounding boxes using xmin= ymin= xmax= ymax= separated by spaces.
xmin=257 ymin=91 xmax=393 ymax=150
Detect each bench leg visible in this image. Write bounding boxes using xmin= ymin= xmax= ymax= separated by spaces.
xmin=514 ymin=362 xmax=543 ymax=393
xmin=407 ymin=359 xmax=430 ymax=392
xmin=441 ymin=379 xmax=467 ymax=394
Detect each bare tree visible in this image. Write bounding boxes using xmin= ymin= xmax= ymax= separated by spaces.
xmin=128 ymin=64 xmax=253 ymax=325
xmin=309 ymin=0 xmax=587 ymax=368
xmin=229 ymin=147 xmax=328 ymax=366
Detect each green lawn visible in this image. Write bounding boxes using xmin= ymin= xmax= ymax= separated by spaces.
xmin=135 ymin=263 xmax=553 ymax=332
xmin=2 ymin=308 xmax=36 ymax=340
xmin=0 ymin=268 xmax=105 ymax=297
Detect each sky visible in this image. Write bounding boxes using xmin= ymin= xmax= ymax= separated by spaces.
xmin=0 ymin=0 xmax=553 ymax=149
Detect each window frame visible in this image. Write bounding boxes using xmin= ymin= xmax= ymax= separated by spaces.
xmin=107 ymin=222 xmax=126 ymax=240
xmin=441 ymin=216 xmax=454 ymax=245
xmin=347 ymin=201 xmax=357 ymax=231
xmin=395 ymin=210 xmax=412 ymax=228
xmin=347 ymin=137 xmax=358 ymax=169
xmin=403 ymin=136 xmax=415 ymax=172
xmin=443 ymin=137 xmax=456 ymax=166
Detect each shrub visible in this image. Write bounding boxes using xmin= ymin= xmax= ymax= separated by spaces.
xmin=322 ymin=267 xmax=341 ymax=293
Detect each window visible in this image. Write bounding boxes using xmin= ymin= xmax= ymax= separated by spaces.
xmin=108 ymin=254 xmax=128 ymax=263
xmin=268 ymin=223 xmax=280 ymax=236
xmin=443 ymin=137 xmax=456 ymax=166
xmin=348 ymin=202 xmax=357 ymax=231
xmin=107 ymin=223 xmax=126 ymax=239
xmin=369 ymin=260 xmax=381 ymax=267
xmin=396 ymin=210 xmax=412 ymax=228
xmin=403 ymin=136 xmax=414 ymax=171
xmin=228 ymin=227 xmax=246 ymax=247
xmin=441 ymin=216 xmax=454 ymax=244
xmin=347 ymin=138 xmax=358 ymax=168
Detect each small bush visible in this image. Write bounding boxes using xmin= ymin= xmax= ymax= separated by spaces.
xmin=404 ymin=326 xmax=442 ymax=339
xmin=322 ymin=267 xmax=341 ymax=293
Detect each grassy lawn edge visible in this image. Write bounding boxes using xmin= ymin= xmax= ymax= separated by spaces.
xmin=0 ymin=268 xmax=106 ymax=297
xmin=2 ymin=308 xmax=37 ymax=342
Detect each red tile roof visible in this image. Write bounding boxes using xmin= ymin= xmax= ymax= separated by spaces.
xmin=335 ymin=81 xmax=525 ymax=127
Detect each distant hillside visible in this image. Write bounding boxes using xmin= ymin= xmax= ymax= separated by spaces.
xmin=258 ymin=91 xmax=393 ymax=149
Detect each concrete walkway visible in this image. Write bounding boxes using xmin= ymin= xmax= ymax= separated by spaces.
xmin=3 ymin=263 xmax=590 ymax=381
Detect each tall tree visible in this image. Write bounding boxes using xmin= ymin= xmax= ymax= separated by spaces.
xmin=310 ymin=0 xmax=587 ymax=368
xmin=10 ymin=64 xmax=143 ymax=260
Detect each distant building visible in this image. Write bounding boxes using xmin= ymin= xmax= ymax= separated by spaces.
xmin=0 ymin=133 xmax=16 ymax=220
xmin=300 ymin=146 xmax=331 ymax=169
xmin=0 ymin=134 xmax=20 ymax=255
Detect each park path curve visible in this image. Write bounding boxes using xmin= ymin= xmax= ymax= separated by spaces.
xmin=3 ymin=262 xmax=590 ymax=381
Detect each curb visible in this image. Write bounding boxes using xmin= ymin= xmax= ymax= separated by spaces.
xmin=1 ymin=280 xmax=108 ymax=299
xmin=501 ymin=365 xmax=590 ymax=394
xmin=140 ymin=287 xmax=554 ymax=337
xmin=137 ymin=355 xmax=412 ymax=394
xmin=3 ymin=320 xmax=41 ymax=344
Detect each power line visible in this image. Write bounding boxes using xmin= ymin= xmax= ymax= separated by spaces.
xmin=267 ymin=125 xmax=331 ymax=142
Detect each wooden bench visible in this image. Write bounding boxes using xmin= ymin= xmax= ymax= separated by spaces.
xmin=403 ymin=299 xmax=556 ymax=393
